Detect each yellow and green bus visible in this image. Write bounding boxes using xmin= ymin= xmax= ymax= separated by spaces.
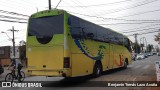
xmin=26 ymin=9 xmax=132 ymax=77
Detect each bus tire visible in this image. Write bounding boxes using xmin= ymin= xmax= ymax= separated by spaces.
xmin=123 ymin=59 xmax=128 ymax=69
xmin=93 ymin=62 xmax=102 ymax=77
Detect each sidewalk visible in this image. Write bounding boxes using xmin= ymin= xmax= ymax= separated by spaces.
xmin=0 ymin=67 xmax=26 ymax=81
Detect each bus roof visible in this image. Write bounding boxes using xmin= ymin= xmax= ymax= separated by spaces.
xmin=30 ymin=9 xmax=128 ymax=39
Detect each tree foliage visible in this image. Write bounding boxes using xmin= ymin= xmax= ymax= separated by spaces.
xmin=155 ymin=33 xmax=160 ymax=44
xmin=132 ymin=43 xmax=141 ymax=53
xmin=146 ymin=44 xmax=153 ymax=52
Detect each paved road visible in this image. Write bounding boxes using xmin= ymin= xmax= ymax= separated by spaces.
xmin=0 ymin=55 xmax=160 ymax=90
xmin=92 ymin=55 xmax=158 ymax=81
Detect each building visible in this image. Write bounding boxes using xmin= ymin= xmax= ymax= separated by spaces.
xmin=0 ymin=45 xmax=26 ymax=67
xmin=0 ymin=46 xmax=11 ymax=66
xmin=10 ymin=46 xmax=20 ymax=59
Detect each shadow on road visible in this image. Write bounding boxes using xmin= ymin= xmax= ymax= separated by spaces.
xmin=43 ymin=75 xmax=93 ymax=87
xmin=102 ymin=67 xmax=128 ymax=75
xmin=43 ymin=67 xmax=128 ymax=87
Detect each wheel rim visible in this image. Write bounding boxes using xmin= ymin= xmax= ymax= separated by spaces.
xmin=93 ymin=63 xmax=102 ymax=77
xmin=7 ymin=76 xmax=12 ymax=81
xmin=97 ymin=67 xmax=100 ymax=75
xmin=124 ymin=61 xmax=127 ymax=68
xmin=5 ymin=74 xmax=13 ymax=82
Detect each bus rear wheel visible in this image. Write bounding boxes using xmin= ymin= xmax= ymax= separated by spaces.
xmin=93 ymin=62 xmax=102 ymax=77
xmin=123 ymin=59 xmax=128 ymax=69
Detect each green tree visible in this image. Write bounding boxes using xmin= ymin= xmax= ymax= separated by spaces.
xmin=155 ymin=33 xmax=160 ymax=44
xmin=133 ymin=43 xmax=141 ymax=53
xmin=147 ymin=44 xmax=153 ymax=52
xmin=155 ymin=45 xmax=160 ymax=52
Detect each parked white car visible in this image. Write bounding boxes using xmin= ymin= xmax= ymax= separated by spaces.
xmin=136 ymin=54 xmax=145 ymax=60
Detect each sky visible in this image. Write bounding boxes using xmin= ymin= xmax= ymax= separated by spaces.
xmin=0 ymin=0 xmax=160 ymax=48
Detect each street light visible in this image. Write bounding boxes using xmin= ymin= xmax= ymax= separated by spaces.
xmin=1 ymin=31 xmax=12 ymax=41
xmin=1 ymin=31 xmax=15 ymax=59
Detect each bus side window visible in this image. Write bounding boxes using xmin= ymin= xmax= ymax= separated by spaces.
xmin=68 ymin=16 xmax=84 ymax=39
xmin=86 ymin=33 xmax=94 ymax=39
xmin=70 ymin=28 xmax=86 ymax=39
xmin=124 ymin=38 xmax=132 ymax=52
xmin=119 ymin=37 xmax=124 ymax=45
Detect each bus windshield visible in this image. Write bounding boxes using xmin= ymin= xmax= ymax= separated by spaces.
xmin=28 ymin=14 xmax=64 ymax=38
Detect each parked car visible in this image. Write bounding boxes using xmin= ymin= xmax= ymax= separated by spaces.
xmin=158 ymin=52 xmax=160 ymax=56
xmin=132 ymin=53 xmax=137 ymax=61
xmin=147 ymin=52 xmax=153 ymax=56
xmin=144 ymin=53 xmax=148 ymax=58
xmin=136 ymin=54 xmax=145 ymax=60
xmin=152 ymin=52 xmax=157 ymax=55
xmin=0 ymin=64 xmax=4 ymax=75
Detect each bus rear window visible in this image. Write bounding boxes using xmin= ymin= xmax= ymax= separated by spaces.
xmin=28 ymin=14 xmax=64 ymax=38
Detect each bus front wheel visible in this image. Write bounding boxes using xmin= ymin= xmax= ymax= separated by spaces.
xmin=93 ymin=62 xmax=102 ymax=77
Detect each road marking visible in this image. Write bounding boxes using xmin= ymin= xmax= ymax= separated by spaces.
xmin=142 ymin=65 xmax=150 ymax=70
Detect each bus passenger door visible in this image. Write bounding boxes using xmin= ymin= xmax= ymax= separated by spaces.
xmin=109 ymin=44 xmax=114 ymax=69
xmin=105 ymin=44 xmax=110 ymax=70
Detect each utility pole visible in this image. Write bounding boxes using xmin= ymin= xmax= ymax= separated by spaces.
xmin=141 ymin=37 xmax=147 ymax=53
xmin=143 ymin=37 xmax=147 ymax=52
xmin=133 ymin=33 xmax=138 ymax=53
xmin=140 ymin=37 xmax=144 ymax=53
xmin=8 ymin=26 xmax=19 ymax=62
xmin=48 ymin=0 xmax=51 ymax=10
xmin=36 ymin=7 xmax=38 ymax=12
